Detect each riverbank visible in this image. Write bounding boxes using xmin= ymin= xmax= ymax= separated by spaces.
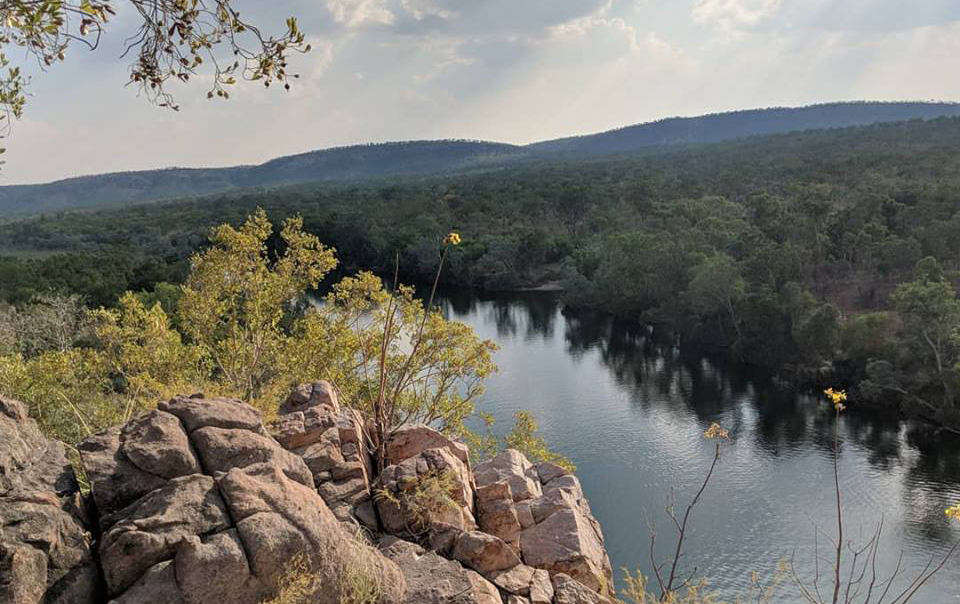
xmin=439 ymin=290 xmax=960 ymax=600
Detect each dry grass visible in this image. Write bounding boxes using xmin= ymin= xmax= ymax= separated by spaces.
xmin=260 ymin=528 xmax=386 ymax=604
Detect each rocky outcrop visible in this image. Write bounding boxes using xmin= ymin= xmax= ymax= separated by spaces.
xmin=3 ymin=382 xmax=614 ymax=604
xmin=476 ymin=450 xmax=613 ymax=593
xmin=0 ymin=396 xmax=100 ymax=604
xmin=268 ymin=382 xmax=379 ymax=530
xmin=78 ymin=394 xmax=404 ymax=604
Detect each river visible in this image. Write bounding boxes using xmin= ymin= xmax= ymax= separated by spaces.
xmin=436 ymin=290 xmax=960 ymax=603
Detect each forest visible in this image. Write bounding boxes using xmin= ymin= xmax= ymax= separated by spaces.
xmin=3 ymin=115 xmax=960 ymax=426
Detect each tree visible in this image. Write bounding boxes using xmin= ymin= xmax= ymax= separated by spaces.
xmin=0 ymin=1 xmax=310 ymax=154
xmin=890 ymin=257 xmax=960 ymax=410
xmin=92 ymin=292 xmax=205 ymax=405
xmin=0 ymin=292 xmax=92 ymax=356
xmin=793 ymin=302 xmax=841 ymax=364
xmin=178 ymin=208 xmax=337 ymax=401
xmin=685 ymin=253 xmax=745 ymax=343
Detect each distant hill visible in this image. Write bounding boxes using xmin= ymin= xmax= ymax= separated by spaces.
xmin=3 ymin=101 xmax=959 ymax=216
xmin=0 ymin=140 xmax=526 ymax=216
xmin=526 ymin=101 xmax=960 ymax=154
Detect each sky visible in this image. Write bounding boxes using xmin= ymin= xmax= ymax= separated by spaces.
xmin=6 ymin=0 xmax=960 ymax=184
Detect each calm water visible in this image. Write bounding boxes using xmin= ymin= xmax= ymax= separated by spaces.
xmin=437 ymin=290 xmax=960 ymax=603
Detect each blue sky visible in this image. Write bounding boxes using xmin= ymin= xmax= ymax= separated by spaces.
xmin=7 ymin=0 xmax=960 ymax=184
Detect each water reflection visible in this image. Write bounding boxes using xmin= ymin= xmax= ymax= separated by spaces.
xmin=436 ymin=290 xmax=960 ymax=597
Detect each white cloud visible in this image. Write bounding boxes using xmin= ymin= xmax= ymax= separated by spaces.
xmin=4 ymin=0 xmax=960 ymax=184
xmin=692 ymin=0 xmax=782 ymax=30
xmin=326 ymin=0 xmax=396 ymax=27
xmin=400 ymin=0 xmax=457 ymax=21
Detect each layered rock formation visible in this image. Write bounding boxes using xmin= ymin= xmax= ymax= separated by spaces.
xmin=0 ymin=396 xmax=100 ymax=604
xmin=1 ymin=382 xmax=615 ymax=604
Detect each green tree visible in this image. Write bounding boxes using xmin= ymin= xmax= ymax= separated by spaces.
xmin=685 ymin=253 xmax=746 ymax=343
xmin=92 ymin=292 xmax=206 ymax=406
xmin=178 ymin=208 xmax=337 ymax=401
xmin=890 ymin=257 xmax=960 ymax=410
xmin=793 ymin=303 xmax=842 ymax=364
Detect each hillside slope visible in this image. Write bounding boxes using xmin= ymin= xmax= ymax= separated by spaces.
xmin=527 ymin=101 xmax=960 ymax=153
xmin=0 ymin=140 xmax=526 ymax=216
xmin=3 ymin=101 xmax=959 ymax=216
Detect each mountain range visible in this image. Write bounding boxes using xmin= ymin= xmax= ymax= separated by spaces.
xmin=3 ymin=100 xmax=960 ymax=216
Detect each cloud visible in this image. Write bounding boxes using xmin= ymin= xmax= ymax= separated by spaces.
xmin=326 ymin=0 xmax=396 ymax=27
xmin=692 ymin=0 xmax=960 ymax=33
xmin=4 ymin=0 xmax=960 ymax=184
xmin=692 ymin=0 xmax=782 ymax=31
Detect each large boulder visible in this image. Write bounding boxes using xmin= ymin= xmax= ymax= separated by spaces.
xmin=0 ymin=396 xmax=100 ymax=604
xmin=519 ymin=474 xmax=612 ymax=593
xmin=79 ymin=395 xmax=405 ymax=604
xmin=450 ymin=530 xmax=521 ymax=575
xmin=475 ymin=480 xmax=522 ymax=551
xmin=278 ymin=380 xmax=339 ymax=416
xmin=380 ymin=536 xmax=502 ymax=604
xmin=386 ymin=425 xmax=471 ymax=467
xmin=475 ymin=450 xmax=542 ymax=502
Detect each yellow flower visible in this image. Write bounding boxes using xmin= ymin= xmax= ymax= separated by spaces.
xmin=704 ymin=423 xmax=729 ymax=440
xmin=824 ymin=387 xmax=848 ymax=412
xmin=947 ymin=504 xmax=960 ymax=520
xmin=444 ymin=232 xmax=461 ymax=246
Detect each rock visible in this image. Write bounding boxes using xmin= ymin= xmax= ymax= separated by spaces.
xmin=120 ymin=410 xmax=201 ymax=479
xmin=527 ymin=486 xmax=581 ymax=525
xmin=475 ymin=450 xmax=542 ymax=502
xmin=386 ymin=424 xmax=471 ymax=466
xmin=270 ymin=387 xmax=378 ymax=530
xmin=529 ymin=569 xmax=554 ymax=604
xmin=536 ymin=462 xmax=569 ymax=485
xmin=98 ymin=474 xmax=232 ymax=595
xmin=380 ymin=536 xmax=502 ymax=604
xmin=476 ymin=480 xmax=522 ymax=549
xmin=110 ymin=560 xmax=185 ymax=604
xmin=551 ymin=573 xmax=616 ymax=604
xmin=78 ymin=428 xmax=169 ymax=526
xmin=376 ymin=447 xmax=476 ymax=535
xmin=486 ymin=565 xmax=553 ymax=604
xmin=278 ymin=380 xmax=339 ymax=416
xmin=514 ymin=500 xmax=536 ymax=529
xmin=450 ymin=530 xmax=521 ymax=575
xmin=519 ymin=508 xmax=611 ymax=593
xmin=81 ymin=396 xmax=405 ymax=604
xmin=487 ymin=564 xmax=535 ymax=594
xmin=268 ymin=408 xmax=338 ymax=450
xmin=0 ymin=396 xmax=100 ymax=604
xmin=174 ymin=530 xmax=262 ymax=604
xmin=190 ymin=425 xmax=314 ymax=487
xmin=158 ymin=396 xmax=265 ymax=434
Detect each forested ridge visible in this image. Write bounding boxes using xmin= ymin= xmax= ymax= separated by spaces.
xmin=3 ymin=101 xmax=959 ymax=216
xmin=4 ymin=115 xmax=960 ymax=426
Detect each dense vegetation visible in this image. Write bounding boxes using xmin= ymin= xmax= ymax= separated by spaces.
xmin=4 ymin=102 xmax=959 ymax=216
xmin=4 ymin=116 xmax=960 ymax=425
